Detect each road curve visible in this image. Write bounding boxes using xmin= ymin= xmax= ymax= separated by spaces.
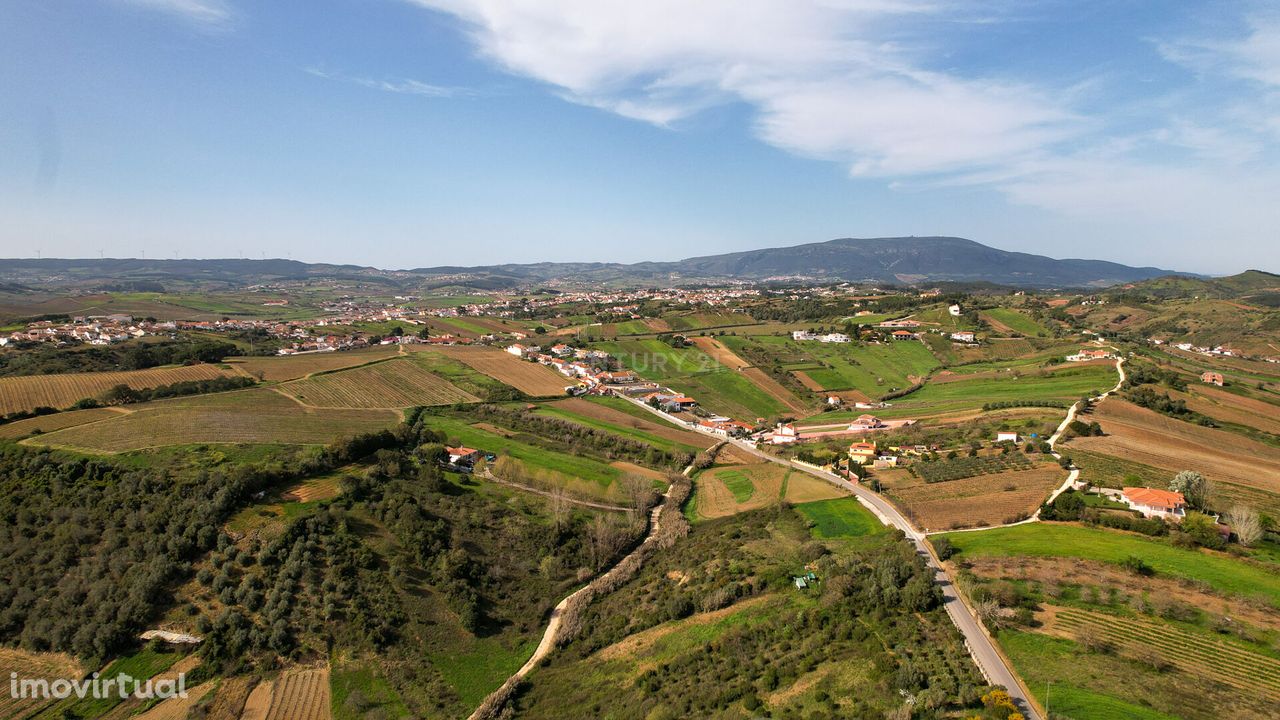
xmin=620 ymin=396 xmax=1043 ymax=719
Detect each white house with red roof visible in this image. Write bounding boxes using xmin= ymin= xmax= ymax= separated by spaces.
xmin=1121 ymin=487 xmax=1187 ymax=520
xmin=769 ymin=423 xmax=799 ymax=445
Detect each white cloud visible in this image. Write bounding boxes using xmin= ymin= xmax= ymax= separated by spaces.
xmin=115 ymin=0 xmax=233 ymax=28
xmin=407 ymin=0 xmax=1077 ymax=178
xmin=406 ymin=1 xmax=1279 ymax=269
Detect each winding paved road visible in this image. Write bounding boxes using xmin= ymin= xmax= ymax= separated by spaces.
xmin=621 ymin=397 xmax=1043 ymax=719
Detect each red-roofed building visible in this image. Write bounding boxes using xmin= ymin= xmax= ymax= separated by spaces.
xmin=848 ymin=441 xmax=878 ymax=465
xmin=1121 ymin=487 xmax=1187 ymax=520
xmin=1200 ymin=371 xmax=1224 ymax=386
xmin=446 ymin=446 xmax=480 ymax=466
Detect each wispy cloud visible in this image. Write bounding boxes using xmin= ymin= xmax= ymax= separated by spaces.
xmin=304 ymin=67 xmax=467 ymax=98
xmin=115 ymin=0 xmax=234 ymax=29
xmin=405 ymin=0 xmax=1280 ymax=268
xmin=404 ymin=0 xmax=1080 ymax=179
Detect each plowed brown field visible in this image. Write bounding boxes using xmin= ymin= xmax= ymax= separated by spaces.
xmin=1071 ymin=399 xmax=1280 ymax=494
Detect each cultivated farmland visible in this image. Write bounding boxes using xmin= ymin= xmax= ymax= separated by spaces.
xmin=280 ymin=359 xmax=478 ymax=408
xmin=0 ymin=648 xmax=84 ymax=720
xmin=0 ymin=363 xmax=235 ymax=415
xmin=914 ymin=452 xmax=1035 ymax=483
xmin=27 ymin=388 xmax=400 ymax=452
xmin=888 ymin=463 xmax=1063 ymax=531
xmin=1045 ymin=606 xmax=1280 ymax=704
xmin=594 ymin=339 xmax=786 ymax=419
xmin=0 ymin=406 xmax=121 ymax=438
xmin=981 ymin=307 xmax=1048 ymax=337
xmin=939 ymin=523 xmax=1280 ymax=606
xmin=690 ymin=463 xmax=790 ymax=519
xmin=689 ymin=336 xmax=810 ymax=414
xmin=263 ymin=666 xmax=331 ymax=720
xmin=225 ymin=345 xmax=401 ymax=381
xmin=546 ymin=396 xmax=709 ymax=451
xmin=1068 ymin=398 xmax=1280 ymax=494
xmin=433 ymin=346 xmax=570 ymax=396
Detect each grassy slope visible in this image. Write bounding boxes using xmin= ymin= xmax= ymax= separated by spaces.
xmin=939 ymin=523 xmax=1280 ymax=607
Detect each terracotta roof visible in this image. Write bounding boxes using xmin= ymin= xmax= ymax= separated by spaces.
xmin=446 ymin=446 xmax=478 ymax=456
xmin=1122 ymin=487 xmax=1185 ymax=510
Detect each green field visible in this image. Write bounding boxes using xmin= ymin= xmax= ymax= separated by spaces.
xmin=719 ymin=335 xmax=938 ymax=399
xmin=795 ymin=497 xmax=886 ymax=538
xmin=939 ymin=523 xmax=1280 ymax=607
xmin=420 ymin=415 xmax=628 ymax=500
xmin=887 ymin=363 xmax=1116 ymax=415
xmin=983 ymin=307 xmax=1049 ymax=337
xmin=536 ymin=404 xmax=702 ymax=455
xmin=593 ymin=339 xmax=785 ymax=419
xmin=664 ymin=311 xmax=754 ymax=331
xmin=34 ymin=647 xmax=180 ymax=720
xmin=999 ymin=632 xmax=1182 ymax=720
xmin=717 ymin=469 xmax=755 ymax=502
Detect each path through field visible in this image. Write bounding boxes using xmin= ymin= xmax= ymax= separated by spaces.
xmin=466 ymin=448 xmax=710 ymax=720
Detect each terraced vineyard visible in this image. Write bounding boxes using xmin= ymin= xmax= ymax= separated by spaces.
xmin=915 ymin=452 xmax=1035 ymax=483
xmin=1049 ymin=606 xmax=1280 ymax=704
xmin=280 ymin=358 xmax=478 ymax=408
xmin=0 ymin=363 xmax=234 ymax=415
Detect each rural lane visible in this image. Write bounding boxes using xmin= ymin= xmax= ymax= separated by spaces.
xmin=621 ymin=397 xmax=1043 ymax=720
xmin=466 ymin=454 xmax=703 ymax=720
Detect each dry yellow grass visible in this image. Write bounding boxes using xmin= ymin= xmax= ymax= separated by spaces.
xmin=280 ymin=359 xmax=477 ymax=408
xmin=263 ymin=666 xmax=330 ymax=720
xmin=0 ymin=647 xmax=85 ymax=720
xmin=0 ymin=364 xmax=234 ymax=415
xmin=692 ymin=463 xmax=789 ymax=519
xmin=888 ymin=464 xmax=1063 ymax=531
xmin=783 ymin=472 xmax=848 ymax=503
xmin=432 ymin=346 xmax=569 ymax=396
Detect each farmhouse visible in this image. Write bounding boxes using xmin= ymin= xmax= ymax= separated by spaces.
xmin=792 ymin=330 xmax=818 ymax=341
xmin=598 ymin=370 xmax=638 ymax=383
xmin=1066 ymin=348 xmax=1113 ymax=362
xmin=446 ymin=446 xmax=480 ymax=466
xmin=948 ymin=304 xmax=962 ymax=316
xmin=1200 ymin=371 xmax=1224 ymax=386
xmin=996 ymin=432 xmax=1020 ymax=444
xmin=663 ymin=396 xmax=698 ymax=412
xmin=848 ymin=414 xmax=885 ymax=431
xmin=1121 ymin=487 xmax=1187 ymax=520
xmin=506 ymin=343 xmax=536 ymax=357
xmin=950 ymin=331 xmax=976 ymax=343
xmin=891 ymin=330 xmax=919 ymax=340
xmin=848 ymin=441 xmax=878 ymax=465
xmin=820 ymin=333 xmax=851 ymax=343
xmin=769 ymin=423 xmax=799 ymax=445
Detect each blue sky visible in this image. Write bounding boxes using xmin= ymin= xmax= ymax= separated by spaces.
xmin=1 ymin=0 xmax=1277 ymax=274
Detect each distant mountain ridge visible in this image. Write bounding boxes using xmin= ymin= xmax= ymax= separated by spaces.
xmin=413 ymin=237 xmax=1190 ymax=288
xmin=0 ymin=236 xmax=1196 ymax=290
